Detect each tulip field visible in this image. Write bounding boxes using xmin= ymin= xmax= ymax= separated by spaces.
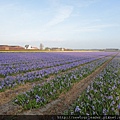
xmin=0 ymin=51 xmax=120 ymax=116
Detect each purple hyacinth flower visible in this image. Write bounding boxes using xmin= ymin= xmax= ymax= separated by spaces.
xmin=0 ymin=86 xmax=2 ymax=89
xmin=75 ymin=106 xmax=81 ymax=112
xmin=15 ymin=99 xmax=18 ymax=103
xmin=118 ymin=104 xmax=120 ymax=110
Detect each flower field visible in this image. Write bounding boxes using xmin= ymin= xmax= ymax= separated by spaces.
xmin=64 ymin=54 xmax=120 ymax=115
xmin=0 ymin=52 xmax=112 ymax=91
xmin=0 ymin=51 xmax=119 ymax=116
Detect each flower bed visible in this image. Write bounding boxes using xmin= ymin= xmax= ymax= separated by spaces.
xmin=0 ymin=54 xmax=109 ymax=91
xmin=13 ymin=57 xmax=109 ymax=110
xmin=64 ymin=55 xmax=120 ymax=115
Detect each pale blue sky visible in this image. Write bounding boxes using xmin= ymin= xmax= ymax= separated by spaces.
xmin=0 ymin=0 xmax=120 ymax=49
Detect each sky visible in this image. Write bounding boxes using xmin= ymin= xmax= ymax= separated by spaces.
xmin=0 ymin=0 xmax=120 ymax=49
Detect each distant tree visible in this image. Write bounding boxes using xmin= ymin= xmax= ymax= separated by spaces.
xmin=45 ymin=47 xmax=51 ymax=51
xmin=25 ymin=45 xmax=29 ymax=49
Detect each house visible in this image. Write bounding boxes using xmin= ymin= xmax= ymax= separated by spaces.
xmin=31 ymin=47 xmax=39 ymax=50
xmin=45 ymin=47 xmax=51 ymax=51
xmin=25 ymin=45 xmax=38 ymax=50
xmin=51 ymin=47 xmax=65 ymax=51
xmin=0 ymin=45 xmax=25 ymax=50
xmin=0 ymin=45 xmax=9 ymax=50
xmin=9 ymin=46 xmax=25 ymax=50
xmin=105 ymin=48 xmax=119 ymax=52
xmin=44 ymin=47 xmax=65 ymax=51
xmin=25 ymin=45 xmax=32 ymax=49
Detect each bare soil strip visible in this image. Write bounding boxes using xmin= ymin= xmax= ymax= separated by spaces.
xmin=19 ymin=55 xmax=115 ymax=115
xmin=0 ymin=55 xmax=115 ymax=115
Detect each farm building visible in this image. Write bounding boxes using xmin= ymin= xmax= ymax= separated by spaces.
xmin=25 ymin=45 xmax=38 ymax=50
xmin=45 ymin=47 xmax=65 ymax=51
xmin=105 ymin=48 xmax=119 ymax=52
xmin=0 ymin=45 xmax=25 ymax=50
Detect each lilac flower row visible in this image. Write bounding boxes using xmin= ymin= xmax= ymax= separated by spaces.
xmin=0 ymin=52 xmax=114 ymax=65
xmin=64 ymin=54 xmax=120 ymax=115
xmin=13 ymin=55 xmax=109 ymax=110
xmin=0 ymin=52 xmax=115 ymax=76
xmin=0 ymin=55 xmax=99 ymax=76
xmin=0 ymin=54 xmax=109 ymax=91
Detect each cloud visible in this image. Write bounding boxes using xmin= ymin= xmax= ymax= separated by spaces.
xmin=65 ymin=0 xmax=100 ymax=9
xmin=0 ymin=3 xmax=14 ymax=10
xmin=73 ymin=24 xmax=120 ymax=32
xmin=48 ymin=0 xmax=60 ymax=7
xmin=88 ymin=24 xmax=120 ymax=30
xmin=47 ymin=38 xmax=64 ymax=42
xmin=74 ymin=27 xmax=100 ymax=32
xmin=0 ymin=2 xmax=20 ymax=13
xmin=46 ymin=6 xmax=73 ymax=27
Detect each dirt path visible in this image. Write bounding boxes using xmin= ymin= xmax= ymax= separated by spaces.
xmin=18 ymin=55 xmax=115 ymax=115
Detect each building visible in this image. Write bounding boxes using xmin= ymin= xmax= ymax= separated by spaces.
xmin=104 ymin=48 xmax=119 ymax=52
xmin=0 ymin=45 xmax=9 ymax=50
xmin=25 ymin=45 xmax=38 ymax=50
xmin=31 ymin=47 xmax=39 ymax=50
xmin=0 ymin=45 xmax=25 ymax=50
xmin=45 ymin=47 xmax=51 ymax=51
xmin=50 ymin=47 xmax=65 ymax=51
xmin=25 ymin=45 xmax=32 ymax=49
xmin=44 ymin=47 xmax=70 ymax=51
xmin=40 ymin=43 xmax=44 ymax=50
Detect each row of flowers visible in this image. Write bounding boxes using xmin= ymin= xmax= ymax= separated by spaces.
xmin=0 ymin=54 xmax=110 ymax=91
xmin=0 ymin=52 xmax=114 ymax=76
xmin=0 ymin=56 xmax=100 ymax=77
xmin=13 ymin=56 xmax=109 ymax=110
xmin=0 ymin=52 xmax=114 ymax=65
xmin=64 ymin=54 xmax=120 ymax=115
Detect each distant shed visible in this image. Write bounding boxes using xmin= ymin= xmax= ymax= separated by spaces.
xmin=0 ymin=45 xmax=25 ymax=50
xmin=25 ymin=45 xmax=38 ymax=50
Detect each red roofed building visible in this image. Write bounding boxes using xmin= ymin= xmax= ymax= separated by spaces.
xmin=0 ymin=45 xmax=25 ymax=50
